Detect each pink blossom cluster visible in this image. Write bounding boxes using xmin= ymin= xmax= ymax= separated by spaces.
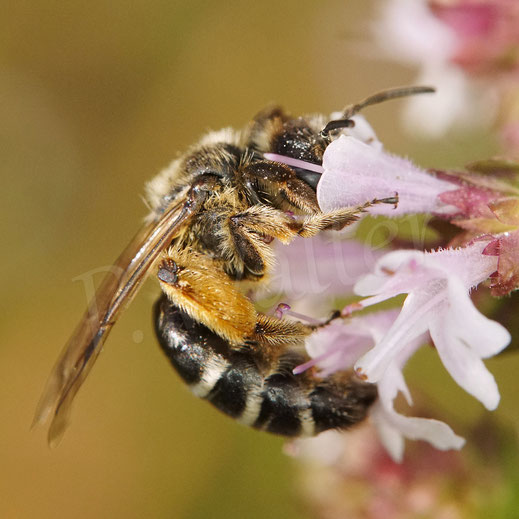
xmin=372 ymin=0 xmax=519 ymax=153
xmin=270 ymin=130 xmax=518 ymax=461
xmin=288 ymin=419 xmax=508 ymax=519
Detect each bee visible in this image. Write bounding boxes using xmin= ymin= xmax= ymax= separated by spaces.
xmin=34 ymin=86 xmax=434 ymax=445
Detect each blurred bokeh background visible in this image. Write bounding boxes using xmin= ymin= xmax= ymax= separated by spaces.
xmin=2 ymin=1 xmax=518 ymax=517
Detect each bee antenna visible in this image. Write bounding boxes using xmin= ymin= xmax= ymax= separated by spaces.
xmin=320 ymin=85 xmax=436 ymax=137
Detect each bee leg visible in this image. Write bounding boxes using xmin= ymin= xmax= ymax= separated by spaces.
xmin=297 ymin=197 xmax=398 ymax=237
xmin=229 ymin=204 xmax=300 ymax=242
xmin=297 ymin=206 xmax=365 ymax=237
xmin=250 ymin=314 xmax=310 ymax=365
xmin=226 ymin=205 xmax=299 ymax=277
xmin=157 ymin=248 xmax=312 ymax=364
xmin=230 ymin=198 xmax=370 ymax=240
xmin=157 ymin=248 xmax=258 ymax=346
xmin=242 ymin=160 xmax=320 ymax=213
xmin=227 ymin=203 xmax=361 ymax=279
xmin=227 ymin=216 xmax=272 ymax=277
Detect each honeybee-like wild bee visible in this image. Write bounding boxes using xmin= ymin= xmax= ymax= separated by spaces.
xmin=34 ymin=86 xmax=434 ymax=445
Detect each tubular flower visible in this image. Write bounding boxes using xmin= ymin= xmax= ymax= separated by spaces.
xmin=297 ymin=310 xmax=465 ymax=461
xmin=269 ymin=235 xmax=384 ymax=300
xmin=317 ymin=136 xmax=459 ymax=217
xmin=352 ymin=240 xmax=511 ymax=411
xmin=372 ymin=0 xmax=519 ymax=151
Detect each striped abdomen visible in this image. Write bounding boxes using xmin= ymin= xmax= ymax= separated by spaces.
xmin=154 ymin=296 xmax=377 ymax=437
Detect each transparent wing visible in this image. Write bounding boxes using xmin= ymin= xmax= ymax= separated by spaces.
xmin=33 ymin=190 xmax=199 ymax=446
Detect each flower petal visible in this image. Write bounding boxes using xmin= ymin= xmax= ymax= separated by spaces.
xmin=429 ymin=307 xmax=502 ymax=410
xmin=355 ymin=289 xmax=442 ymax=381
xmin=373 ymin=0 xmax=458 ymax=65
xmin=371 ymin=399 xmax=465 ymax=463
xmin=271 ymin=236 xmax=382 ymax=300
xmin=422 ymin=241 xmax=498 ymax=288
xmin=446 ymin=277 xmax=511 ymax=358
xmin=302 ymin=311 xmax=402 ymax=376
xmin=402 ymin=63 xmax=486 ymax=137
xmin=378 ymin=362 xmax=412 ymax=406
xmin=371 ymin=402 xmax=406 ymax=463
xmin=317 ymin=136 xmax=458 ymax=216
xmin=383 ymin=411 xmax=465 ymax=457
xmin=304 ymin=321 xmax=373 ymax=375
xmin=354 ymin=249 xmax=434 ymax=298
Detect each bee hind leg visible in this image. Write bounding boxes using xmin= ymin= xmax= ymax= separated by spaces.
xmin=157 ymin=248 xmax=258 ymax=346
xmin=157 ymin=248 xmax=310 ymax=359
xmin=157 ymin=247 xmax=313 ymax=368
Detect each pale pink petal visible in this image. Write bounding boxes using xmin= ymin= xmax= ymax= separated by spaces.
xmin=373 ymin=0 xmax=458 ymax=65
xmin=371 ymin=392 xmax=465 ymax=463
xmin=355 ymin=289 xmax=443 ymax=381
xmin=344 ymin=114 xmax=383 ymax=150
xmin=379 ymin=333 xmax=431 ymax=406
xmin=302 ymin=310 xmax=401 ymax=376
xmin=445 ymin=277 xmax=511 ymax=358
xmin=357 ymin=242 xmax=496 ymax=298
xmin=302 ymin=308 xmax=467 ymax=461
xmin=355 ymin=241 xmax=507 ymax=411
xmin=429 ymin=309 xmax=503 ymax=411
xmin=270 ymin=236 xmax=383 ymax=299
xmin=402 ymin=64 xmax=493 ymax=137
xmin=378 ymin=410 xmax=465 ymax=461
xmin=354 ymin=249 xmax=436 ymax=299
xmin=371 ymin=403 xmax=406 ymax=463
xmin=304 ymin=321 xmax=373 ymax=375
xmin=356 ymin=309 xmax=402 ymax=343
xmin=374 ymin=361 xmax=465 ymax=462
xmin=422 ymin=241 xmax=498 ymax=288
xmin=380 ymin=362 xmax=412 ymax=406
xmin=318 ymin=136 xmax=458 ymax=217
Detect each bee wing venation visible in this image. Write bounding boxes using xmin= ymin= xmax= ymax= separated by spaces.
xmin=33 ymin=193 xmax=197 ymax=446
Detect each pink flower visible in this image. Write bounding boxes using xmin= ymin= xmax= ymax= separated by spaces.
xmin=268 ymin=235 xmax=384 ymax=301
xmin=298 ymin=311 xmax=397 ymax=377
xmin=431 ymin=0 xmax=519 ymax=76
xmin=372 ymin=0 xmax=519 ymax=144
xmin=289 ymin=418 xmax=510 ymax=519
xmin=373 ymin=0 xmax=458 ymax=66
xmin=439 ymin=194 xmax=519 ymax=295
xmin=372 ymin=0 xmax=490 ymax=136
xmin=317 ymin=136 xmax=458 ymax=217
xmin=298 ymin=310 xmax=465 ymax=461
xmin=353 ymin=240 xmax=511 ymax=410
xmin=372 ymin=356 xmax=465 ymax=463
xmin=376 ymin=0 xmax=519 ymax=77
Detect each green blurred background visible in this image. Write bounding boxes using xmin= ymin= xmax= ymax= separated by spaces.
xmin=2 ymin=1 xmax=518 ymax=518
